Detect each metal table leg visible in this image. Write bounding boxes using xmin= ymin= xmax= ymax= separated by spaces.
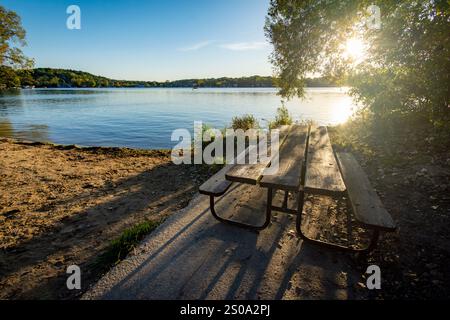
xmin=208 ymin=187 xmax=274 ymax=231
xmin=295 ymin=190 xmax=380 ymax=254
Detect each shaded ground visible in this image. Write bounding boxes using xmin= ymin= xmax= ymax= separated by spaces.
xmin=330 ymin=120 xmax=450 ymax=299
xmin=0 ymin=139 xmax=213 ymax=299
xmin=84 ymin=184 xmax=369 ymax=300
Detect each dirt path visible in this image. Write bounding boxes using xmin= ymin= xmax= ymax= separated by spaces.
xmin=0 ymin=139 xmax=209 ymax=299
xmin=84 ymin=183 xmax=369 ymax=300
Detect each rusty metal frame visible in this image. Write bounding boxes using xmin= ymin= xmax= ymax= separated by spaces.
xmin=294 ymin=190 xmax=380 ymax=254
xmin=209 ymin=188 xmax=298 ymax=231
xmin=208 ymin=188 xmax=274 ymax=231
xmin=208 ymin=185 xmax=380 ymax=253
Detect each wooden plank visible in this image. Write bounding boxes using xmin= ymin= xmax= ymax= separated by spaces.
xmin=274 ymin=125 xmax=292 ymax=143
xmin=225 ymin=125 xmax=292 ymax=185
xmin=304 ymin=126 xmax=346 ymax=195
xmin=200 ymin=126 xmax=292 ymax=194
xmin=224 ymin=163 xmax=268 ymax=185
xmin=336 ymin=152 xmax=396 ymax=231
xmin=259 ymin=125 xmax=309 ymax=191
xmin=199 ymin=139 xmax=254 ymax=196
xmin=199 ymin=165 xmax=233 ymax=196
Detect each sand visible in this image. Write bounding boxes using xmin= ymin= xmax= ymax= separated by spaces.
xmin=0 ymin=139 xmax=207 ymax=299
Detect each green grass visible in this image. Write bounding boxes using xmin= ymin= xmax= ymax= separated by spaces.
xmin=93 ymin=220 xmax=162 ymax=272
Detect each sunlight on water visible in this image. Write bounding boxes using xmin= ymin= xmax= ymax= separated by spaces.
xmin=330 ymin=93 xmax=354 ymax=124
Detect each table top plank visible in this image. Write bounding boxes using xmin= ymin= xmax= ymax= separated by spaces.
xmin=259 ymin=125 xmax=309 ymax=191
xmin=224 ymin=163 xmax=268 ymax=185
xmin=304 ymin=126 xmax=346 ymax=195
xmin=225 ymin=125 xmax=292 ymax=185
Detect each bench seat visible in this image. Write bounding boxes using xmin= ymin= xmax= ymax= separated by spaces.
xmin=336 ymin=152 xmax=396 ymax=232
xmin=199 ymin=165 xmax=234 ymax=196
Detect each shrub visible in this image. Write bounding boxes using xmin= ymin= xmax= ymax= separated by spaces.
xmin=269 ymin=105 xmax=293 ymax=129
xmin=231 ymin=114 xmax=259 ymax=131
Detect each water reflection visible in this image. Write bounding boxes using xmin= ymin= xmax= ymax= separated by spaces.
xmin=0 ymin=120 xmax=49 ymax=141
xmin=16 ymin=124 xmax=50 ymax=141
xmin=0 ymin=90 xmax=24 ymax=117
xmin=0 ymin=120 xmax=14 ymax=137
xmin=0 ymin=89 xmax=21 ymax=98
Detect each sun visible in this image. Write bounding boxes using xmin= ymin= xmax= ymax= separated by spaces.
xmin=344 ymin=37 xmax=366 ymax=61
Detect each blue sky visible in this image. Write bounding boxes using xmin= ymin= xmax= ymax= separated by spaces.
xmin=2 ymin=0 xmax=273 ymax=81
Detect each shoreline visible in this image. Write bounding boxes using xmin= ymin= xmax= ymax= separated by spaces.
xmin=0 ymin=137 xmax=171 ymax=154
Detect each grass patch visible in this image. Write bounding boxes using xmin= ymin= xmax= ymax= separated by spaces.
xmin=93 ymin=220 xmax=162 ymax=273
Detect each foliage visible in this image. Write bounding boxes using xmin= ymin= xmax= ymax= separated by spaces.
xmin=265 ymin=0 xmax=450 ymax=124
xmin=349 ymin=1 xmax=450 ymax=124
xmin=0 ymin=66 xmax=20 ymax=89
xmin=231 ymin=114 xmax=260 ymax=131
xmin=330 ymin=107 xmax=450 ymax=168
xmin=269 ymin=104 xmax=293 ymax=129
xmin=184 ymin=75 xmax=275 ymax=88
xmin=0 ymin=5 xmax=33 ymax=89
xmin=265 ymin=0 xmax=361 ymax=98
xmin=10 ymin=68 xmax=339 ymax=89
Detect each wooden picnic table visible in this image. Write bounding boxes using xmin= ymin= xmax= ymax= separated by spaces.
xmin=200 ymin=124 xmax=396 ymax=253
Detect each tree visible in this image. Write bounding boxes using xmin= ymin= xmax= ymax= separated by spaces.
xmin=0 ymin=5 xmax=33 ymax=69
xmin=0 ymin=65 xmax=20 ymax=89
xmin=0 ymin=5 xmax=33 ymax=89
xmin=265 ymin=0 xmax=450 ymax=123
xmin=16 ymin=69 xmax=35 ymax=86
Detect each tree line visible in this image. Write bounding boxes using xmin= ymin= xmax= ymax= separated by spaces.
xmin=1 ymin=67 xmax=339 ymax=89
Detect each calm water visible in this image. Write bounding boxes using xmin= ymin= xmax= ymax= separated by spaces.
xmin=0 ymin=87 xmax=356 ymax=149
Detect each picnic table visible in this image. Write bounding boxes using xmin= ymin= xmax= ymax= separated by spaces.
xmin=199 ymin=124 xmax=396 ymax=253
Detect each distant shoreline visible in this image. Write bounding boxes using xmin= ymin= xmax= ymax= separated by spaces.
xmin=17 ymin=86 xmax=339 ymax=89
xmin=11 ymin=67 xmax=341 ymax=90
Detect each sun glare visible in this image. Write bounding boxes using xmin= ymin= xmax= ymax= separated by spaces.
xmin=345 ymin=37 xmax=366 ymax=61
xmin=331 ymin=95 xmax=354 ymax=124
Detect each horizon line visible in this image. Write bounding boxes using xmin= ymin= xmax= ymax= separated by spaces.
xmin=26 ymin=67 xmax=327 ymax=83
xmin=27 ymin=66 xmax=277 ymax=83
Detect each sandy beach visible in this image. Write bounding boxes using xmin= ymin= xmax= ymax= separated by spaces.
xmin=0 ymin=138 xmax=210 ymax=299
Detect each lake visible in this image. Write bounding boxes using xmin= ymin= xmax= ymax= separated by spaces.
xmin=0 ymin=87 xmax=356 ymax=149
